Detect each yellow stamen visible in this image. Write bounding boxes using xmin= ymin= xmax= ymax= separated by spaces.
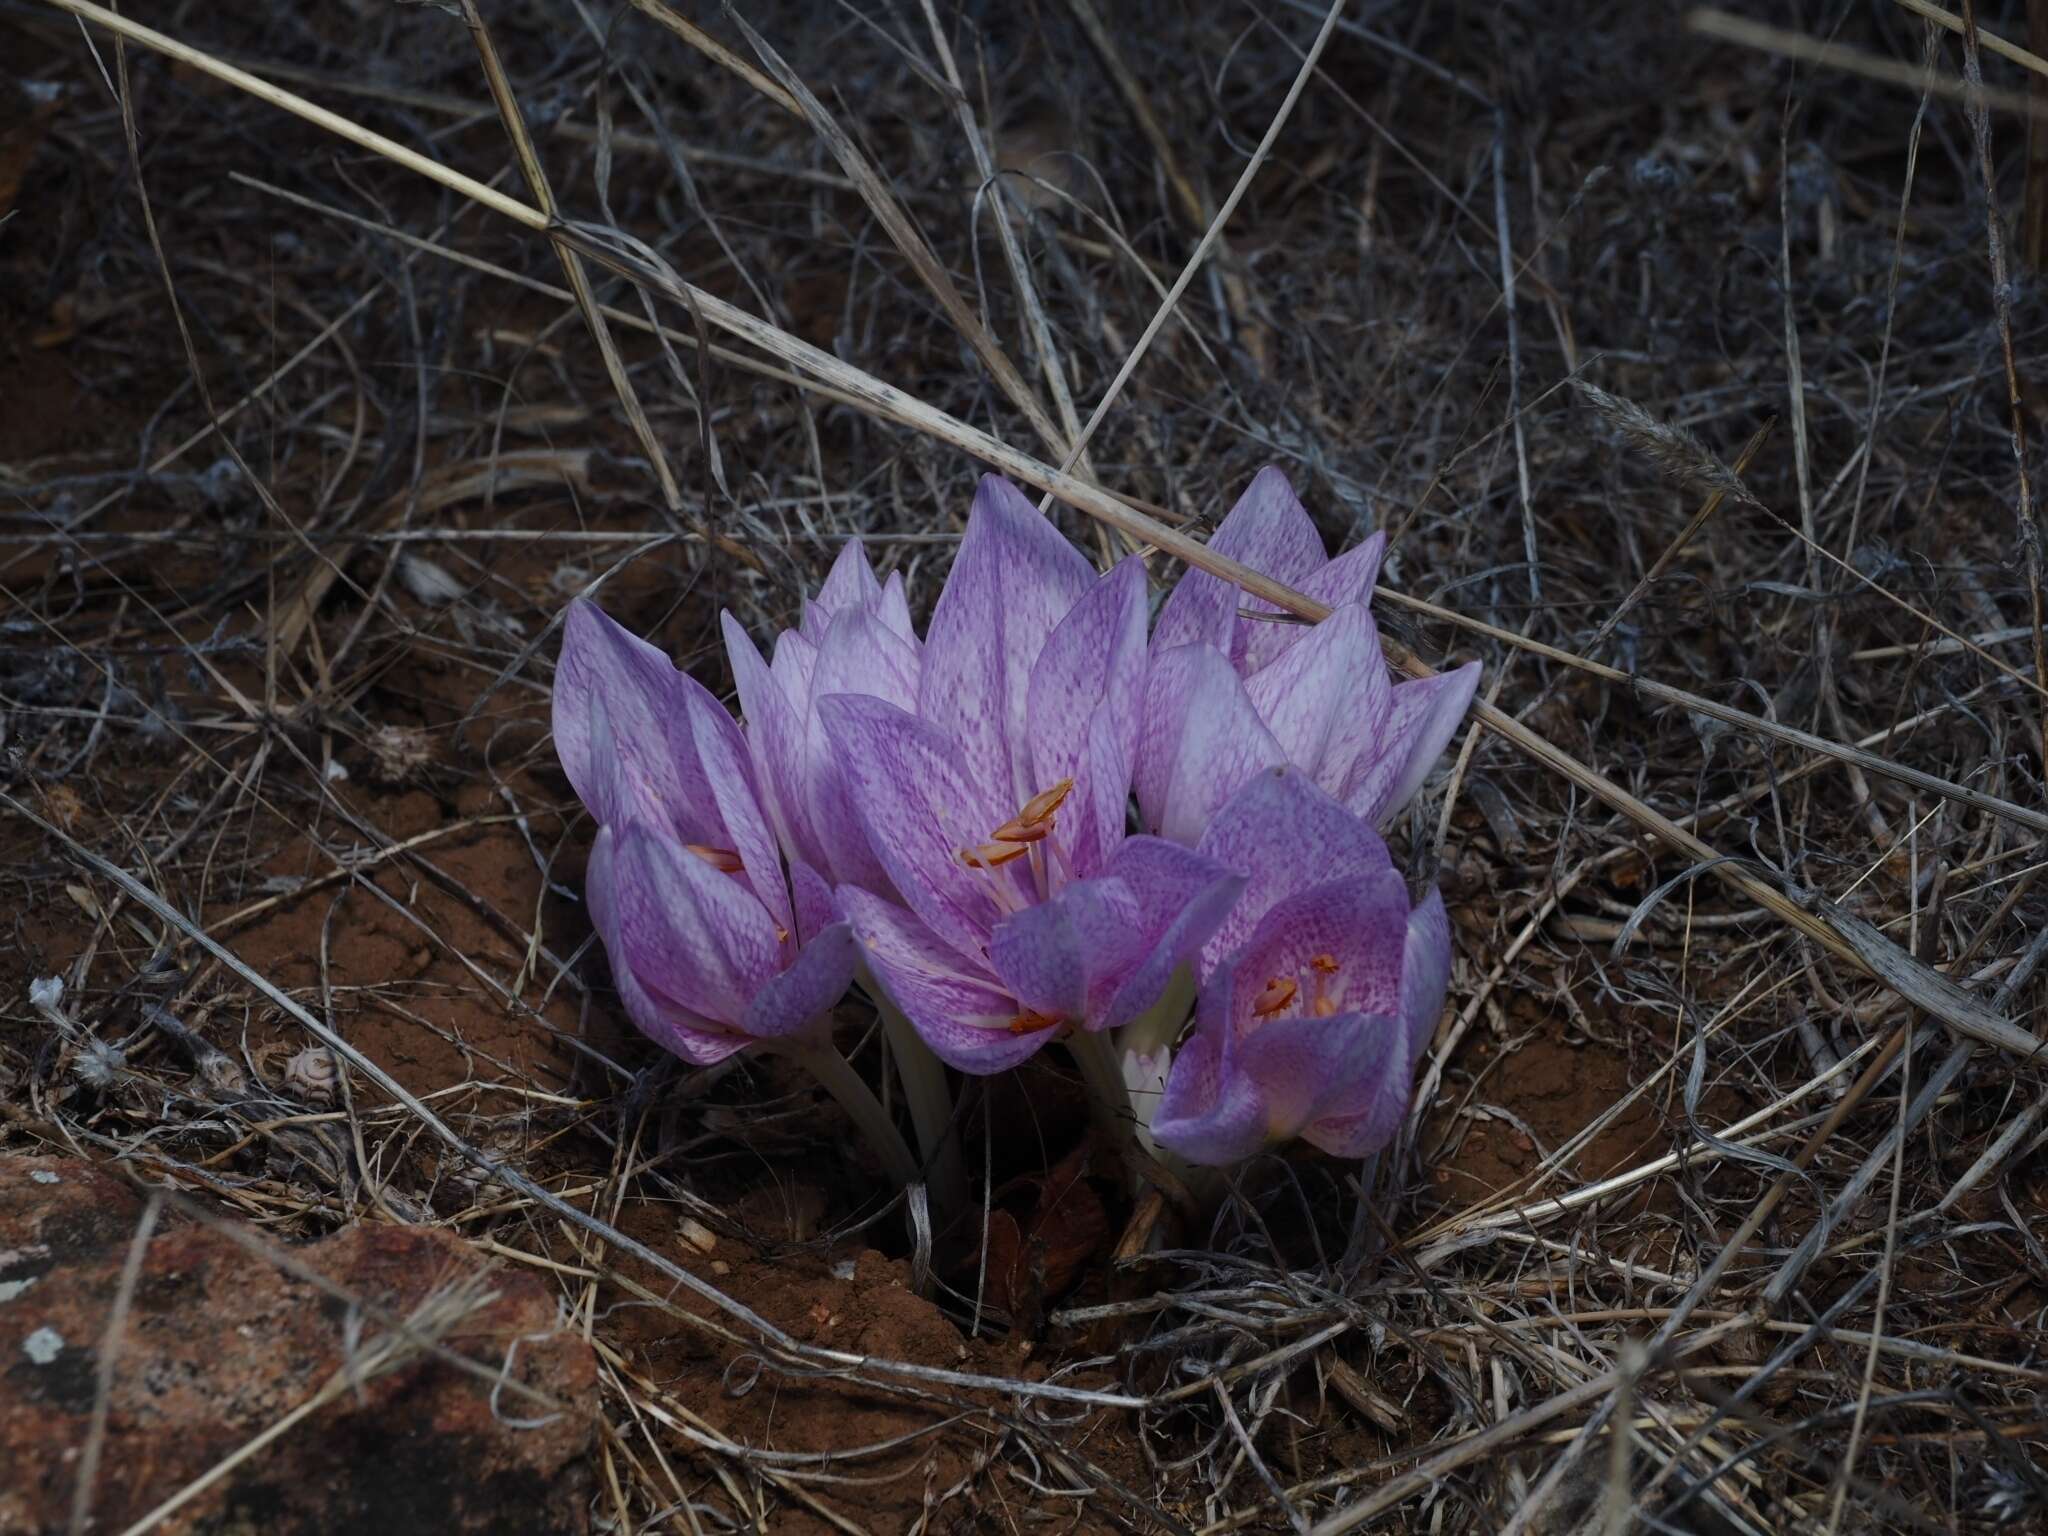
xmin=686 ymin=844 xmax=745 ymax=874
xmin=1310 ymin=953 xmax=1340 ymax=975
xmin=960 ymin=840 xmax=1031 ymax=869
xmin=1252 ymin=977 xmax=1298 ymax=1018
xmin=1017 ymin=777 xmax=1074 ymax=824
xmin=957 ymin=778 xmax=1077 ymax=870
xmin=990 ymin=815 xmax=1052 ymax=844
xmin=1006 ymin=1009 xmax=1064 ymax=1036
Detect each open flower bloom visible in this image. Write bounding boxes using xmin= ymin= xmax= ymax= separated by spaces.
xmin=1137 ymin=467 xmax=1481 ymax=844
xmin=819 ymin=476 xmax=1244 ymax=1073
xmin=1150 ymin=768 xmax=1453 ymax=1165
xmin=721 ymin=541 xmax=921 ymax=895
xmin=554 ymin=602 xmax=857 ymax=1066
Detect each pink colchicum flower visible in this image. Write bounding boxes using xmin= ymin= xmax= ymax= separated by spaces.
xmin=721 ymin=541 xmax=920 ymax=897
xmin=554 ymin=602 xmax=858 ymax=1066
xmin=819 ymin=477 xmax=1245 ymax=1074
xmin=1136 ymin=467 xmax=1482 ymax=846
xmin=1150 ymin=767 xmax=1454 ymax=1165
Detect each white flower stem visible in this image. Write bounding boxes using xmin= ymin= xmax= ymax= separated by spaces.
xmin=1119 ymin=964 xmax=1196 ymax=1065
xmin=1067 ymin=1026 xmax=1142 ymax=1190
xmin=1075 ymin=973 xmax=1211 ymax=1207
xmin=858 ymin=970 xmax=968 ymax=1215
xmin=784 ymin=1040 xmax=921 ymax=1189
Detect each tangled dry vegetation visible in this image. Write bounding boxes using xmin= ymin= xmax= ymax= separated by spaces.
xmin=5 ymin=0 xmax=2048 ymax=1531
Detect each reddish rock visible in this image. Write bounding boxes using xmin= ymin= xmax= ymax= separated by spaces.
xmin=0 ymin=1155 xmax=596 ymax=1535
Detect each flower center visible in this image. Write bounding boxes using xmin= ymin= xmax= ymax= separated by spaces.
xmin=1251 ymin=952 xmax=1345 ymax=1020
xmin=957 ymin=777 xmax=1073 ymax=871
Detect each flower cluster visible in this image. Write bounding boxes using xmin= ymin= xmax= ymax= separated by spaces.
xmin=555 ymin=469 xmax=1477 ymax=1187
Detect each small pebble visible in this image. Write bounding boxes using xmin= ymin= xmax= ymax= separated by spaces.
xmin=23 ymin=1326 xmax=64 ymax=1364
xmin=283 ymin=1047 xmax=339 ymax=1103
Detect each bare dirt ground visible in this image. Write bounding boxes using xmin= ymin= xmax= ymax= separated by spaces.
xmin=5 ymin=1 xmax=2048 ymax=1531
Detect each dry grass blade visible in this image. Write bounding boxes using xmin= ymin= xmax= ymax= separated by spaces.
xmin=917 ymin=2 xmax=1097 ymax=487
xmin=1374 ymin=585 xmax=2048 ymax=835
xmin=68 ymin=1195 xmax=163 ymax=1536
xmin=229 ymin=174 xmax=872 ymax=410
xmin=1493 ymin=115 xmax=1540 ymax=601
xmin=1053 ymin=0 xmax=1350 ymax=481
xmin=39 ymin=0 xmax=544 ymax=225
xmin=1443 ymin=703 xmax=2032 ymax=1054
xmin=1955 ymin=0 xmax=2048 ymax=775
xmin=914 ymin=0 xmax=1117 ymax=568
xmin=1893 ymin=0 xmax=2048 ymax=76
xmin=1690 ymin=6 xmax=2048 ymax=116
xmin=1061 ymin=0 xmax=1269 ymax=369
xmin=455 ymin=0 xmax=683 ymax=514
xmin=230 ymin=52 xmax=858 ymax=189
xmin=693 ymin=1 xmax=1072 ymax=461
xmin=1307 ymin=1323 xmax=1751 ymax=1536
xmin=616 ymin=0 xmax=802 ymax=115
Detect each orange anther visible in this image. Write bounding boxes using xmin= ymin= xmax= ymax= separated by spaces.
xmin=1006 ymin=1009 xmax=1063 ymax=1035
xmin=960 ymin=840 xmax=1030 ymax=869
xmin=1017 ymin=777 xmax=1074 ymax=824
xmin=991 ymin=815 xmax=1052 ymax=844
xmin=686 ymin=844 xmax=745 ymax=874
xmin=1252 ymin=976 xmax=1298 ymax=1018
xmin=1310 ymin=953 xmax=1340 ymax=975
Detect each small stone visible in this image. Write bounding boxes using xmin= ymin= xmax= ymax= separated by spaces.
xmin=28 ymin=1172 xmax=57 ymax=1185
xmin=366 ymin=724 xmax=434 ymax=784
xmin=677 ymin=1217 xmax=717 ymax=1255
xmin=22 ymin=1326 xmax=63 ymax=1364
xmin=282 ymin=1046 xmax=340 ymax=1103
